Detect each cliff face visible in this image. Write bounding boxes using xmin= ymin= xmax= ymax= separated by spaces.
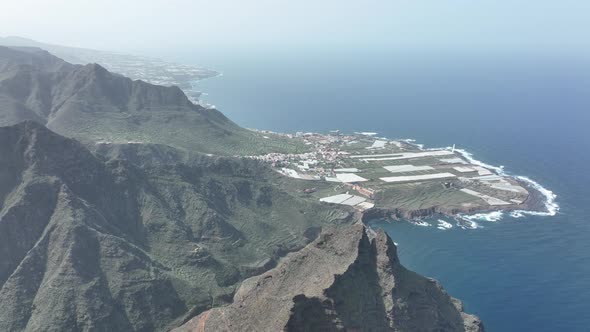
xmin=175 ymin=224 xmax=484 ymax=332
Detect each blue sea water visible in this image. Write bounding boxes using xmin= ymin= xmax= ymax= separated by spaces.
xmin=182 ymin=50 xmax=590 ymax=331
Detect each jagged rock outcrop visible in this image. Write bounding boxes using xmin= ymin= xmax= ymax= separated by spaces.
xmin=175 ymin=224 xmax=484 ymax=332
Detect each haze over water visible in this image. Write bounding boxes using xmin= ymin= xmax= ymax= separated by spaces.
xmin=187 ymin=50 xmax=590 ymax=331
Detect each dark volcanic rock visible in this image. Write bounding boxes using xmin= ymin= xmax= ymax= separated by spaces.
xmin=174 ymin=224 xmax=484 ymax=332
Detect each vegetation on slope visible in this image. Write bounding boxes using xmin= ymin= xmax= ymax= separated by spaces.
xmin=0 ymin=46 xmax=305 ymax=155
xmin=0 ymin=122 xmax=351 ymax=331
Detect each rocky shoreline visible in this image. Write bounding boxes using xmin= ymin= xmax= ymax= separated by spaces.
xmin=362 ymin=178 xmax=550 ymax=223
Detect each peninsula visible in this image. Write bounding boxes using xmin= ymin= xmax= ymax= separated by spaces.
xmin=248 ymin=129 xmax=554 ymax=226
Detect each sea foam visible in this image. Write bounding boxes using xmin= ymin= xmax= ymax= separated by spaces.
xmin=510 ymin=175 xmax=559 ymax=217
xmin=459 ymin=210 xmax=504 ymax=222
xmin=437 ymin=219 xmax=453 ymax=230
xmin=388 ymin=139 xmax=558 ymax=223
xmin=456 ymin=219 xmax=481 ymax=230
xmin=454 ymin=148 xmax=559 ymax=218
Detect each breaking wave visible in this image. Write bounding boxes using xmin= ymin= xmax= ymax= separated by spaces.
xmin=510 ymin=175 xmax=559 ymax=217
xmin=454 ymin=148 xmax=504 ymax=174
xmin=456 ymin=219 xmax=481 ymax=230
xmin=454 ymin=148 xmax=559 ymax=218
xmin=459 ymin=211 xmax=504 ymax=223
xmin=393 ymin=139 xmax=558 ymax=226
xmin=437 ymin=219 xmax=453 ymax=230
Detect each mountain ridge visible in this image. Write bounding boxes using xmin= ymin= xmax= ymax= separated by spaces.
xmin=0 ymin=46 xmax=304 ymax=155
xmin=0 ymin=121 xmax=349 ymax=331
xmin=175 ymin=224 xmax=484 ymax=332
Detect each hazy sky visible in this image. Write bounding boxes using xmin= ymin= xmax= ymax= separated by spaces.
xmin=2 ymin=0 xmax=589 ymax=54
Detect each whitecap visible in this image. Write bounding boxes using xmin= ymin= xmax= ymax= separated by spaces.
xmin=437 ymin=219 xmax=453 ymax=230
xmin=455 ymin=149 xmax=559 ymax=217
xmin=510 ymin=175 xmax=559 ymax=217
xmin=459 ymin=211 xmax=504 ymax=222
xmin=411 ymin=221 xmax=431 ymax=227
xmin=454 ymin=148 xmax=504 ymax=174
xmin=456 ymin=219 xmax=481 ymax=230
xmin=388 ymin=141 xmax=559 ymax=220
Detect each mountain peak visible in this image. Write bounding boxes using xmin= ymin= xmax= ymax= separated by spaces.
xmin=175 ymin=224 xmax=484 ymax=332
xmin=82 ymin=62 xmax=108 ymax=73
xmin=0 ymin=46 xmax=303 ymax=155
xmin=0 ymin=45 xmax=70 ymax=72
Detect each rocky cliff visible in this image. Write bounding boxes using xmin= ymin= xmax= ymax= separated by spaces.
xmin=175 ymin=224 xmax=484 ymax=332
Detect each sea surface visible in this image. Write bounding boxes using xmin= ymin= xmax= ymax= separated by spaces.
xmin=179 ymin=50 xmax=590 ymax=331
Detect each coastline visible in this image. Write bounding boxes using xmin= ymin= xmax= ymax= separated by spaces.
xmin=287 ymin=134 xmax=560 ymax=230
xmin=386 ymin=139 xmax=559 ymax=224
xmin=190 ymin=67 xmax=558 ymax=228
xmin=245 ymin=128 xmax=558 ymax=227
xmin=454 ymin=147 xmax=559 ymax=217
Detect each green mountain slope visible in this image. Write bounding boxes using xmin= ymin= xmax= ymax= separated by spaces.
xmin=0 ymin=46 xmax=304 ymax=155
xmin=0 ymin=121 xmax=350 ymax=331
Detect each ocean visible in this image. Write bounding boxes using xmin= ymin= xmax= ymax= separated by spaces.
xmin=181 ymin=50 xmax=590 ymax=331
